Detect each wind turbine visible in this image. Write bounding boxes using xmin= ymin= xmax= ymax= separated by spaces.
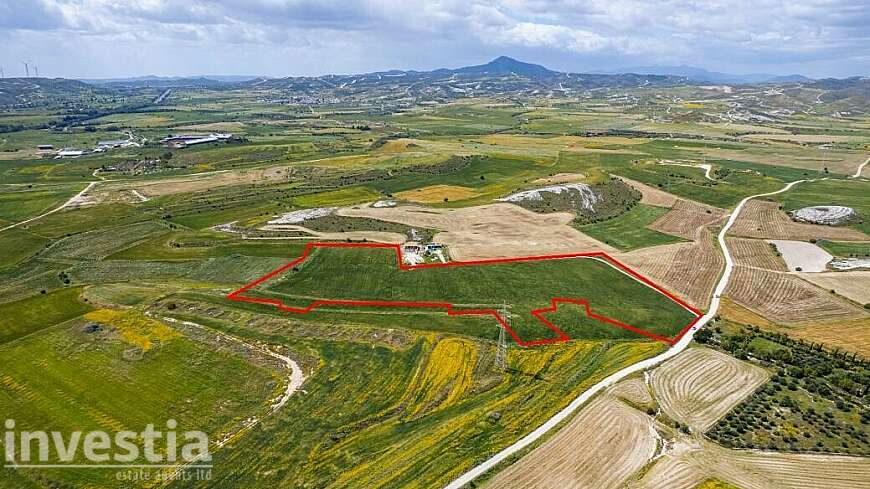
xmin=21 ymin=61 xmax=29 ymax=77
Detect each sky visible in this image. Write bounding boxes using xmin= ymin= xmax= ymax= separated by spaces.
xmin=1 ymin=0 xmax=869 ymax=79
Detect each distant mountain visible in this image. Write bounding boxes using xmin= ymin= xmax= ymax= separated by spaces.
xmin=247 ymin=56 xmax=689 ymax=98
xmin=603 ymin=65 xmax=813 ymax=84
xmin=79 ymin=75 xmax=262 ymax=87
xmin=450 ymin=56 xmax=556 ymax=77
xmin=0 ymin=77 xmax=106 ymax=108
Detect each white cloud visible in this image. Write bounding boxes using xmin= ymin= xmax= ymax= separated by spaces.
xmin=0 ymin=0 xmax=867 ymax=78
xmin=486 ymin=22 xmax=609 ymax=53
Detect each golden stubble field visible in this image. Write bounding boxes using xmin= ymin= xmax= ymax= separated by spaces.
xmin=485 ymin=346 xmax=870 ymax=489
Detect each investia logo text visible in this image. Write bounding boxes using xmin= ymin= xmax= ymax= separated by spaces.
xmin=3 ymin=419 xmax=210 ymax=467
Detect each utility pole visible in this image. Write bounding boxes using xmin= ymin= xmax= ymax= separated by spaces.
xmin=495 ymin=302 xmax=508 ymax=372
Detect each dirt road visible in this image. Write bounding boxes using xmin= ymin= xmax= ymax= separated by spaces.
xmin=444 ymin=179 xmax=810 ymax=489
xmin=0 ymin=181 xmax=97 ymax=233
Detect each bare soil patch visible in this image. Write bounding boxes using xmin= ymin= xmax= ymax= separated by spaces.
xmin=650 ymin=347 xmax=768 ymax=432
xmin=729 ymin=200 xmax=868 ymax=241
xmin=338 ymin=202 xmax=616 ymax=260
xmin=768 ymin=239 xmax=833 ymax=272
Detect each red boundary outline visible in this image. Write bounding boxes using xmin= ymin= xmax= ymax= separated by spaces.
xmin=226 ymin=242 xmax=703 ymax=347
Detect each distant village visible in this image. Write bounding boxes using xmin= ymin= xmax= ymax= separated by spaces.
xmin=39 ymin=132 xmax=233 ymax=159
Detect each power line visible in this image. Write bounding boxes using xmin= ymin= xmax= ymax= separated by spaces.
xmin=495 ymin=302 xmax=508 ymax=372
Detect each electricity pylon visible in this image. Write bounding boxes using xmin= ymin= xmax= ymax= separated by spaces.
xmin=495 ymin=302 xmax=508 ymax=371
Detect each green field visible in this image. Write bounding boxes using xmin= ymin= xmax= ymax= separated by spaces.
xmin=151 ymin=298 xmax=665 ymax=489
xmin=816 ymin=240 xmax=870 ymax=258
xmin=256 ymin=246 xmax=697 ymax=342
xmin=773 ymin=179 xmax=870 ymax=234
xmin=0 ymin=287 xmax=93 ymax=344
xmin=0 ymin=314 xmax=280 ymax=488
xmin=2 ymin=79 xmax=868 ymax=488
xmin=579 ymin=203 xmax=683 ymax=250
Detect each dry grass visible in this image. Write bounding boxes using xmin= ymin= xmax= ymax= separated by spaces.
xmin=532 ymin=173 xmax=587 ymax=185
xmin=787 ymin=317 xmax=870 ymax=358
xmin=726 ymin=238 xmax=788 ymax=271
xmin=796 ymin=271 xmax=870 ymax=305
xmin=394 ymin=185 xmax=482 ymax=203
xmin=631 ymin=437 xmax=870 ymax=489
xmin=338 ymin=202 xmax=616 ymax=260
xmin=684 ymin=147 xmax=867 ymax=175
xmin=718 ymin=298 xmax=780 ymax=329
xmin=607 ymin=377 xmax=653 ymax=406
xmin=720 ymin=298 xmax=870 ymax=357
xmin=725 ymin=266 xmax=866 ymax=324
xmin=615 ymin=229 xmax=724 ymax=308
xmin=259 ymin=224 xmax=407 ymax=244
xmin=175 ymin=121 xmax=247 ymax=132
xmin=650 ymin=347 xmax=769 ymax=431
xmin=648 ymin=199 xmax=726 ymax=240
xmin=729 ymin=200 xmax=868 ymax=241
xmin=485 ymin=395 xmax=658 ymax=489
xmin=741 ymin=133 xmax=868 ymax=144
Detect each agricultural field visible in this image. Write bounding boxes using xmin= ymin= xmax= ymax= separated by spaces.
xmin=1 ymin=68 xmax=869 ymax=489
xmin=246 ymin=245 xmax=699 ymax=344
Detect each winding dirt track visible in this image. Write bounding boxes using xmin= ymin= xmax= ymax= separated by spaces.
xmin=0 ymin=181 xmax=97 ymax=232
xmin=729 ymin=200 xmax=868 ymax=241
xmin=445 ymin=179 xmax=811 ymax=489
